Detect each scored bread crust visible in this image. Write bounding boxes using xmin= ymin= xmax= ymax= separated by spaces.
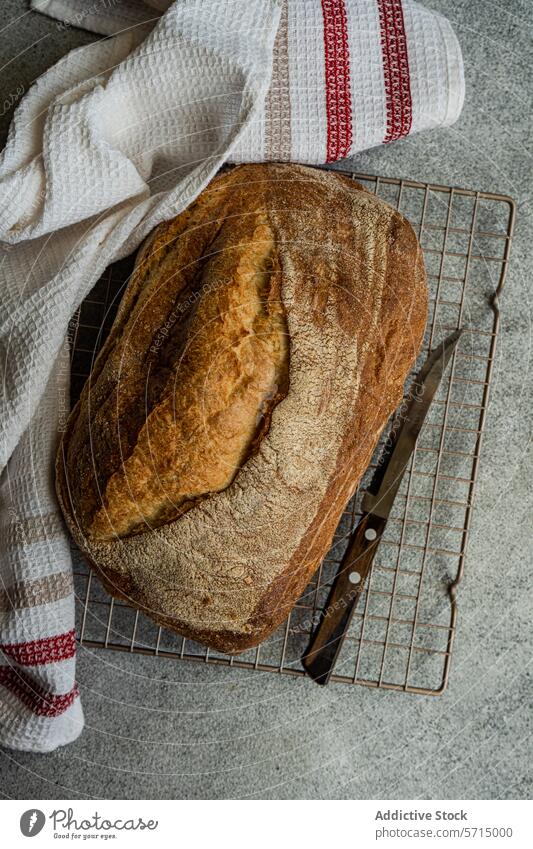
xmin=63 ymin=189 xmax=289 ymax=540
xmin=56 ymin=163 xmax=427 ymax=653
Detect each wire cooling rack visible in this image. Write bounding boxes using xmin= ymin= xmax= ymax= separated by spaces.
xmin=70 ymin=169 xmax=515 ymax=695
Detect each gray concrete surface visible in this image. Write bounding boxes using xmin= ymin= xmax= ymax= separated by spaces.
xmin=0 ymin=0 xmax=531 ymax=799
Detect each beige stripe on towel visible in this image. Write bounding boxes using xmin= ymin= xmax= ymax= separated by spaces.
xmin=2 ymin=513 xmax=65 ymax=551
xmin=0 ymin=571 xmax=74 ymax=613
xmin=264 ymin=0 xmax=291 ymax=160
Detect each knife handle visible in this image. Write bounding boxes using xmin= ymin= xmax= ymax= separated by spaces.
xmin=303 ymin=512 xmax=387 ymax=685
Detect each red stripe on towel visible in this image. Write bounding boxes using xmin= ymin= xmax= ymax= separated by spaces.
xmin=0 ymin=666 xmax=79 ymax=718
xmin=321 ymin=0 xmax=353 ymax=161
xmin=377 ymin=0 xmax=413 ymax=142
xmin=0 ymin=629 xmax=76 ymax=666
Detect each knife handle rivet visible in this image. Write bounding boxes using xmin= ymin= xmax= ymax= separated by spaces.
xmin=365 ymin=528 xmax=377 ymax=541
xmin=348 ymin=571 xmax=361 ymax=585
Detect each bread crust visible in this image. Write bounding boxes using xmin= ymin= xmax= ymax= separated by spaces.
xmin=56 ymin=163 xmax=427 ymax=653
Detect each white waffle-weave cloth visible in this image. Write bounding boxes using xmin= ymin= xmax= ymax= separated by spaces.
xmin=0 ymin=0 xmax=463 ymax=752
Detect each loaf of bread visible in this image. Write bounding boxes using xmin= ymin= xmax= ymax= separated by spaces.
xmin=56 ymin=163 xmax=427 ymax=653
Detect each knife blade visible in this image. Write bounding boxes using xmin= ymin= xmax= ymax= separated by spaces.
xmin=302 ymin=329 xmax=463 ymax=685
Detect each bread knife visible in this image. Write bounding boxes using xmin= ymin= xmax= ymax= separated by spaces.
xmin=302 ymin=328 xmax=463 ymax=685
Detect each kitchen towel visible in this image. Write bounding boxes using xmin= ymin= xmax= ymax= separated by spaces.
xmin=0 ymin=0 xmax=464 ymax=752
